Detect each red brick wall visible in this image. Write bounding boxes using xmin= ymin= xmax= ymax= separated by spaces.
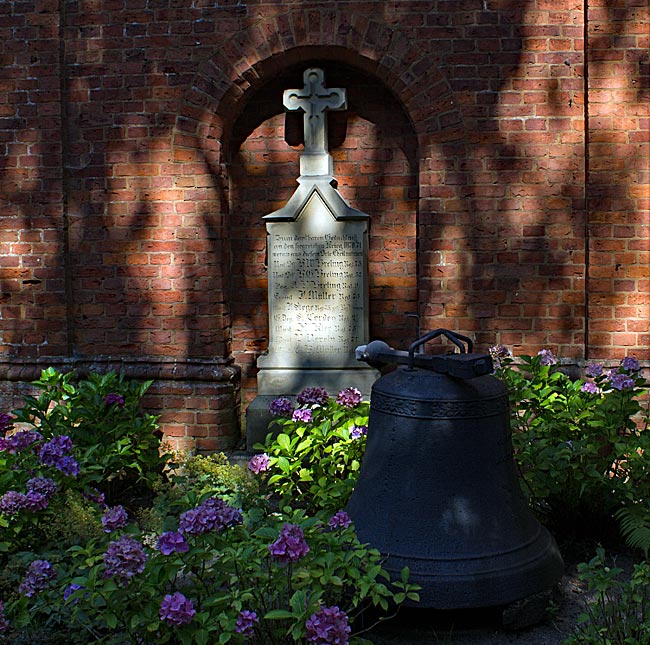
xmin=0 ymin=0 xmax=67 ymax=358
xmin=0 ymin=1 xmax=648 ymax=447
xmin=585 ymin=0 xmax=649 ymax=359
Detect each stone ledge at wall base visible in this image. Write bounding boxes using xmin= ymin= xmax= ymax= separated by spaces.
xmin=245 ymin=365 xmax=378 ymax=452
xmin=0 ymin=357 xmax=241 ymax=454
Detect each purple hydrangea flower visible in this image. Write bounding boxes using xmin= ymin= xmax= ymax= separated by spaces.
xmin=83 ymin=488 xmax=106 ymax=508
xmin=235 ymin=610 xmax=259 ymax=636
xmin=103 ymin=535 xmax=148 ymax=584
xmin=63 ymin=583 xmax=83 ymax=604
xmin=268 ymin=523 xmax=310 ymax=563
xmin=269 ymin=397 xmax=295 ymax=418
xmin=585 ymin=362 xmax=603 ymax=378
xmin=336 ymin=387 xmax=363 ymax=408
xmin=157 ymin=531 xmax=189 ymax=556
xmin=248 ymin=453 xmax=271 ymax=474
xmin=0 ymin=413 xmax=13 ymax=433
xmin=0 ymin=599 xmax=8 ymax=633
xmin=26 ymin=476 xmax=58 ymax=498
xmin=328 ymin=511 xmax=352 ymax=530
xmin=24 ymin=491 xmax=48 ymax=511
xmin=0 ymin=491 xmax=28 ymax=514
xmin=19 ymin=560 xmax=56 ymax=597
xmin=608 ymin=371 xmax=635 ymax=391
xmin=622 ymin=356 xmax=640 ymax=373
xmin=292 ymin=408 xmax=313 ymax=424
xmin=350 ymin=425 xmax=368 ymax=440
xmin=159 ymin=592 xmax=196 ymax=626
xmin=102 ymin=505 xmax=129 ymax=533
xmin=33 ymin=436 xmax=78 ymax=475
xmin=36 ymin=435 xmax=73 ymax=468
xmin=2 ymin=429 xmax=42 ymax=454
xmin=0 ymin=487 xmax=50 ymax=514
xmin=305 ymin=605 xmax=351 ymax=645
xmin=489 ymin=344 xmax=512 ymax=369
xmin=104 ymin=393 xmax=125 ymax=408
xmin=581 ymin=382 xmax=599 ymax=395
xmin=297 ymin=387 xmax=330 ymax=407
xmin=488 ymin=344 xmax=512 ymax=361
xmin=179 ymin=497 xmax=242 ymax=536
xmin=537 ymin=349 xmax=557 ymax=366
xmin=55 ymin=455 xmax=80 ymax=477
xmin=178 ymin=507 xmax=211 ymax=536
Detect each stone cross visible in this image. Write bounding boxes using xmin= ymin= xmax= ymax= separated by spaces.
xmin=283 ymin=68 xmax=346 ymax=172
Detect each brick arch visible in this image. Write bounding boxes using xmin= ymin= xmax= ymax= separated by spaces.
xmin=227 ymin=61 xmax=421 ymax=406
xmin=172 ymin=12 xmax=464 ymax=154
xmin=169 ymin=10 xmax=470 ymax=394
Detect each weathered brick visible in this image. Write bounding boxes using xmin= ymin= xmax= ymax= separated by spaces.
xmin=0 ymin=1 xmax=647 ymax=444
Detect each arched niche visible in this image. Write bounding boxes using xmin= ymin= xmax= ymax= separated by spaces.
xmin=223 ymin=59 xmax=419 ymax=407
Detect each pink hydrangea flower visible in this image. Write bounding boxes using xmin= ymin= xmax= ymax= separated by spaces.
xmin=537 ymin=349 xmax=557 ymax=366
xmin=336 ymin=387 xmax=362 ymax=408
xmin=248 ymin=453 xmax=271 ymax=474
xmin=292 ymin=408 xmax=313 ymax=423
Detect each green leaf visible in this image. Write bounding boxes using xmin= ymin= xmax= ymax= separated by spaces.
xmin=277 ymin=433 xmax=291 ymax=452
xmin=296 ymin=438 xmax=313 ymax=452
xmin=290 ymin=589 xmax=308 ymax=614
xmin=264 ymin=609 xmax=294 ymax=620
xmin=276 ymin=456 xmax=291 ymax=474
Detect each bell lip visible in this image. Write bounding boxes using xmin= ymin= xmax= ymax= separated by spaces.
xmin=377 ymin=535 xmax=564 ymax=610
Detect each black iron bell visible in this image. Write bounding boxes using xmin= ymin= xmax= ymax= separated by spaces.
xmin=347 ymin=329 xmax=563 ymax=609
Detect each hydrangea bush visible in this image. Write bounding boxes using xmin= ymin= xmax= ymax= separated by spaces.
xmin=492 ymin=346 xmax=649 ymax=540
xmin=0 ymin=369 xmax=168 ymax=558
xmin=258 ymin=387 xmax=369 ymax=514
xmin=3 ymin=498 xmax=417 ymax=644
xmin=0 ymin=378 xmax=418 ymax=644
xmin=7 ymin=368 xmax=169 ymax=506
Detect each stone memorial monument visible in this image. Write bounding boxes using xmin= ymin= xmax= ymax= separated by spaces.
xmin=246 ymin=68 xmax=378 ymax=449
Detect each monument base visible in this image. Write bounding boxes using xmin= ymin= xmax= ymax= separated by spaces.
xmin=245 ymin=366 xmax=379 ymax=451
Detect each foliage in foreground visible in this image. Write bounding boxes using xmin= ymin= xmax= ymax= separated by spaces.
xmin=492 ymin=347 xmax=649 ymax=543
xmin=0 ymin=375 xmax=417 ymax=644
xmin=564 ymin=548 xmax=650 ymax=645
xmin=257 ymin=386 xmax=370 ymax=515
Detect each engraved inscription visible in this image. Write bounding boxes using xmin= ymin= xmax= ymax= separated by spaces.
xmin=268 ymin=224 xmax=366 ymax=357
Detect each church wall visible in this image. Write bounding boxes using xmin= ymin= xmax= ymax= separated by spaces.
xmin=0 ymin=1 xmax=647 ymax=449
